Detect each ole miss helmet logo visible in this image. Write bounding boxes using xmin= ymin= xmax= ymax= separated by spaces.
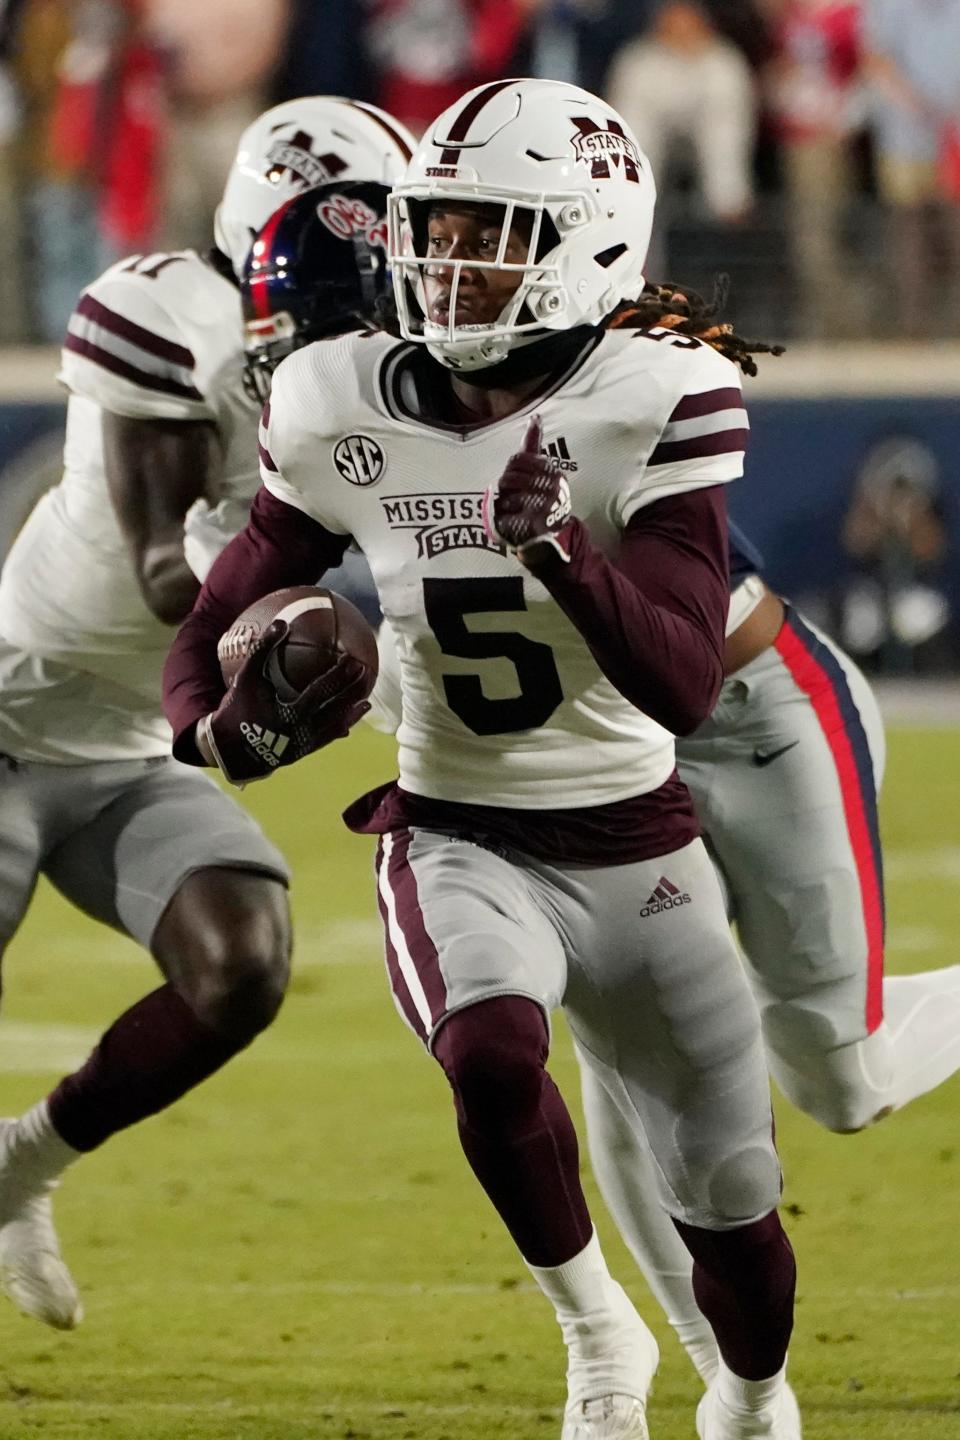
xmin=571 ymin=118 xmax=642 ymax=184
xmin=316 ymin=194 xmax=388 ymax=250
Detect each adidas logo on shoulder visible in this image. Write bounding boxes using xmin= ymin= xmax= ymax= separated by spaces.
xmin=239 ymin=721 xmax=290 ymax=768
xmin=542 ymin=436 xmax=579 ymax=472
xmin=640 ymin=876 xmax=692 ymax=918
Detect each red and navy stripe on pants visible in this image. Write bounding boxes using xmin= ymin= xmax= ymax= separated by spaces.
xmin=775 ymin=608 xmax=885 ymax=1033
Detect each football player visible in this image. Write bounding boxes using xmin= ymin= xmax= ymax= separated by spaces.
xmin=164 ymin=80 xmax=802 ymax=1440
xmin=364 ymin=282 xmax=960 ymax=1385
xmin=0 ymin=98 xmax=414 ymax=1332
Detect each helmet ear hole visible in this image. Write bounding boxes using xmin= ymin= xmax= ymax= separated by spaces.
xmin=594 ymin=243 xmax=628 ymax=269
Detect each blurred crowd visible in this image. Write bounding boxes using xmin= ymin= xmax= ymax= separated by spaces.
xmin=837 ymin=436 xmax=956 ymax=674
xmin=1 ymin=0 xmax=959 ymax=344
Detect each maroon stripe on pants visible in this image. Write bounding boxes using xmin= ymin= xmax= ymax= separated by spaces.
xmin=376 ymin=839 xmax=428 ymax=1042
xmin=385 ymin=829 xmax=448 ymax=1026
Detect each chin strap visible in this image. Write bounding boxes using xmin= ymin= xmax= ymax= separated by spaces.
xmin=444 ymin=324 xmax=600 ymax=389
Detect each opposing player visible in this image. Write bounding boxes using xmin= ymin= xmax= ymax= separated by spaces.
xmin=0 ymin=98 xmax=413 ymax=1331
xmin=164 ymin=80 xmax=802 ymax=1440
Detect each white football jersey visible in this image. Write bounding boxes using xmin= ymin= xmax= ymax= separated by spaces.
xmin=261 ymin=327 xmax=748 ymax=809
xmin=0 ymin=250 xmax=260 ymax=762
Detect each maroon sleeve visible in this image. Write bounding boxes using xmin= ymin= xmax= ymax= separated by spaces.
xmin=161 ymin=486 xmax=350 ymax=762
xmin=527 ymin=486 xmax=729 ymax=736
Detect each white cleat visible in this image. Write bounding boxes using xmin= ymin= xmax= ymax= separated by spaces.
xmin=696 ymin=1381 xmax=802 ymax=1439
xmin=560 ymin=1285 xmax=659 ymax=1440
xmin=0 ymin=1119 xmax=82 ymax=1329
xmin=562 ymin=1394 xmax=651 ymax=1440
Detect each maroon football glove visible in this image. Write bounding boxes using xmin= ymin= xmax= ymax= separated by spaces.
xmin=198 ymin=620 xmax=371 ymax=785
xmin=482 ymin=414 xmax=574 ymax=562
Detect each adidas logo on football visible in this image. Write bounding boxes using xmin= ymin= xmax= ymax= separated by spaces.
xmin=639 ymin=876 xmax=692 ymax=918
xmin=239 ymin=721 xmax=290 ymax=767
xmin=542 ymin=436 xmax=579 ymax=472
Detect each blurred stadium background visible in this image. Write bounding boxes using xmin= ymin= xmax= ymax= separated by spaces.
xmin=0 ymin=2 xmax=958 ymax=1437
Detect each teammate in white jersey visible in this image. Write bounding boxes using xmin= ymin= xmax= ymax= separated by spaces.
xmin=0 ymin=98 xmax=414 ymax=1332
xmin=164 ymin=81 xmax=802 ymax=1440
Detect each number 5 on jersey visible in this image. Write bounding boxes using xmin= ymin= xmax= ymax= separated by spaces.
xmin=423 ymin=577 xmax=563 ymax=736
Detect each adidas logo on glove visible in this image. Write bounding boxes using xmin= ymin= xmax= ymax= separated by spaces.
xmin=239 ymin=721 xmax=290 ymax=767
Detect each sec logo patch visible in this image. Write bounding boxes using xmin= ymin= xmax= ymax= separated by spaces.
xmin=333 ymin=434 xmax=386 ymax=487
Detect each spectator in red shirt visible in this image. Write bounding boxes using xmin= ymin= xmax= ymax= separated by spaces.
xmin=366 ymin=0 xmax=538 ymax=137
xmin=765 ymin=0 xmax=865 ymax=336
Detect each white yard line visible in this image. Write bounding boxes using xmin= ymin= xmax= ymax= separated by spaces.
xmin=94 ymin=1278 xmax=960 ymax=1303
xmin=885 ymin=924 xmax=947 ymax=953
xmin=21 ymin=919 xmax=383 ymax=970
xmin=13 ymin=1393 xmax=959 ymax=1425
xmin=885 ymin=848 xmax=960 ymax=882
xmin=292 ymin=919 xmax=383 ymax=964
xmin=0 ymin=1019 xmax=101 ymax=1072
xmin=0 ymin=1399 xmax=560 ymax=1419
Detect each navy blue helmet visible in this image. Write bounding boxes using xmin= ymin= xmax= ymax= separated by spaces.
xmin=240 ymin=180 xmax=391 ymax=402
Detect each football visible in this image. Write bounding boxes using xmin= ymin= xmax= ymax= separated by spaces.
xmin=217 ymin=585 xmax=379 ymax=698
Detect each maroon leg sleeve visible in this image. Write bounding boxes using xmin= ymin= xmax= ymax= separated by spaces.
xmin=433 ymin=995 xmax=593 ymax=1268
xmin=673 ymin=1212 xmax=797 ymax=1380
xmin=47 ymin=985 xmax=242 ymax=1152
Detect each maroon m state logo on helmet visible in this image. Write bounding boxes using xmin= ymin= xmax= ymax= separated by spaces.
xmin=571 ymin=117 xmax=642 ymax=183
xmin=265 ymin=128 xmax=349 ymax=187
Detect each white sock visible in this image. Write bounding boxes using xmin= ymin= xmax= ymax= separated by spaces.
xmin=675 ymin=1319 xmax=721 ymax=1385
xmin=881 ymin=968 xmax=960 ymax=1109
xmin=579 ymin=1055 xmax=719 ymax=1383
xmin=765 ymin=966 xmax=960 ymax=1132
xmin=5 ymin=1102 xmax=80 ymax=1187
xmin=527 ymin=1231 xmax=658 ymax=1407
xmin=526 ymin=1229 xmax=614 ymax=1322
xmin=717 ymin=1357 xmax=788 ymax=1413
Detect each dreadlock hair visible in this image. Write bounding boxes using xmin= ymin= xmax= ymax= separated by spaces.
xmin=608 ymin=274 xmax=785 ymax=378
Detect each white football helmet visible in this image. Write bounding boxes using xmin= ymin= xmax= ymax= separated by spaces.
xmin=215 ymin=97 xmax=415 ymax=278
xmin=388 ymin=78 xmax=656 ymax=371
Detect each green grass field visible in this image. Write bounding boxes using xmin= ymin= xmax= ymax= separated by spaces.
xmin=1 ymin=725 xmax=958 ymax=1439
